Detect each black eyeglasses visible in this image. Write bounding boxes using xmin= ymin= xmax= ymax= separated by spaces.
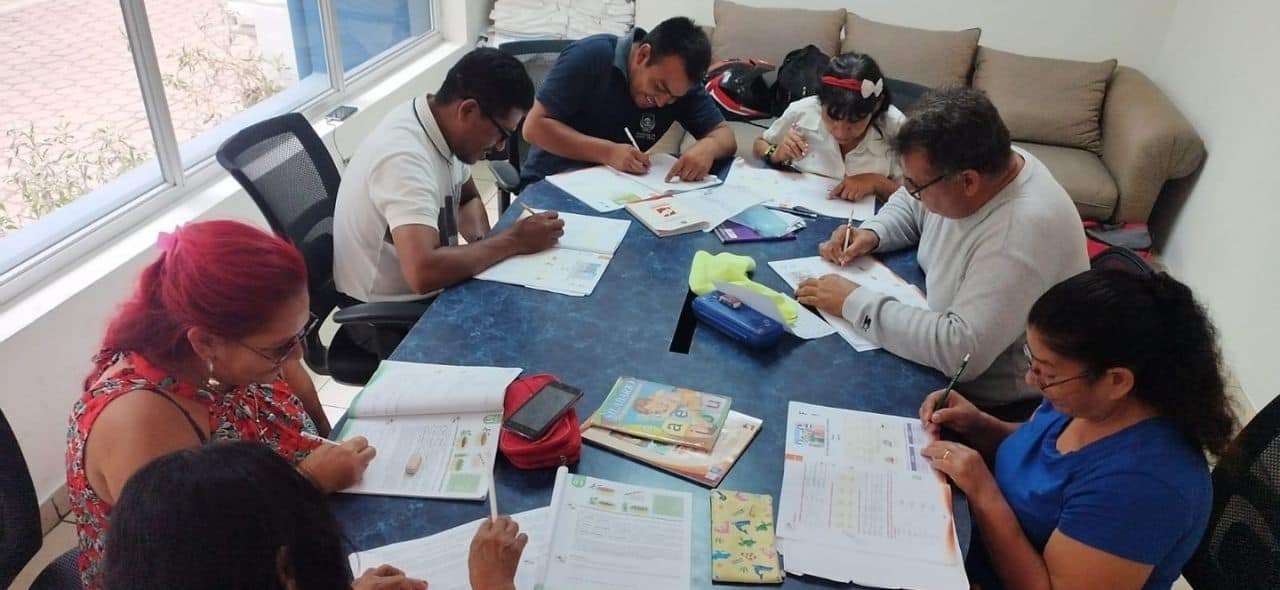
xmin=904 ymin=171 xmax=953 ymax=200
xmin=238 ymin=313 xmax=320 ymax=369
xmin=1023 ymin=343 xmax=1092 ymax=390
xmin=482 ymin=109 xmax=515 ymax=143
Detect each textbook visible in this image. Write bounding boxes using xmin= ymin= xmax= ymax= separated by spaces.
xmin=624 ymin=194 xmax=709 ymax=237
xmin=349 ymin=467 xmax=694 ymax=590
xmin=334 ymin=361 xmax=522 ymax=499
xmin=584 ymin=377 xmax=733 ymax=452
xmin=475 ymin=209 xmax=630 ymax=296
xmin=713 ymin=219 xmax=797 ymax=244
xmin=582 ymin=410 xmax=762 ymax=487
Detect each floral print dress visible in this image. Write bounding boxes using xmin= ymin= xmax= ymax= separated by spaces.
xmin=66 ymin=350 xmax=321 ymax=589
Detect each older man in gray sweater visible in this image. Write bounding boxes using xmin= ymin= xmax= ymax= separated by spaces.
xmin=796 ymin=86 xmax=1087 ymax=416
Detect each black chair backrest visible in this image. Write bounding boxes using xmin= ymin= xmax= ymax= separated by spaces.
xmin=1183 ymin=395 xmax=1280 ymax=589
xmin=0 ymin=407 xmax=42 ymax=587
xmin=216 ymin=112 xmax=344 ymax=373
xmin=497 ymin=39 xmax=575 ymax=174
xmin=1090 ymin=245 xmax=1154 ymax=276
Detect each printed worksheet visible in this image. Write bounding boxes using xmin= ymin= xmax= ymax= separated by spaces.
xmin=335 ymin=362 xmax=521 ymax=499
xmin=769 ymin=256 xmax=928 ymax=352
xmin=776 ymin=402 xmax=967 ymax=590
xmin=476 ymin=211 xmax=629 ymax=296
xmin=546 ymin=155 xmax=721 ymax=213
xmin=538 ymin=467 xmax=693 ymax=590
xmin=348 ymin=508 xmax=549 ymax=590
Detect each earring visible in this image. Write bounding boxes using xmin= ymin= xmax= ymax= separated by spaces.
xmin=206 ymin=358 xmax=224 ymax=390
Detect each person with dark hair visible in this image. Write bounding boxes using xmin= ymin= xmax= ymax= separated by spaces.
xmin=916 ymin=269 xmax=1237 ymax=590
xmin=752 ymin=52 xmax=905 ymax=201
xmin=105 ymin=442 xmax=528 ymax=590
xmin=334 ymin=47 xmax=565 ymax=343
xmin=520 ymin=17 xmax=736 ymax=185
xmin=68 ymin=220 xmax=377 ymax=589
xmin=796 ymin=86 xmax=1087 ymax=413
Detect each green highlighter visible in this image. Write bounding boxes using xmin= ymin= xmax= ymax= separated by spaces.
xmin=933 ymin=353 xmax=972 ymax=413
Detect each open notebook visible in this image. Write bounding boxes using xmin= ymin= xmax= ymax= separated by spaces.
xmin=348 ymin=467 xmax=694 ymax=590
xmin=546 ymin=153 xmax=724 ymax=212
xmin=335 ymin=361 xmax=522 ymax=499
xmin=475 ymin=210 xmax=630 ymax=296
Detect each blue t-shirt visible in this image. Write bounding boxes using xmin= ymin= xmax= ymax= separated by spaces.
xmin=993 ymin=403 xmax=1210 ymax=590
xmin=519 ymin=29 xmax=725 ymax=184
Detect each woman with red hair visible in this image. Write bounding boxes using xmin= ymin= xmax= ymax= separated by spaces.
xmin=66 ymin=220 xmax=375 ymax=589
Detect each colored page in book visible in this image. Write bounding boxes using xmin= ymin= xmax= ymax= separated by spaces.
xmin=581 ymin=411 xmax=762 ymax=487
xmin=590 ymin=377 xmax=733 ymax=451
xmin=336 ymin=411 xmax=501 ymax=499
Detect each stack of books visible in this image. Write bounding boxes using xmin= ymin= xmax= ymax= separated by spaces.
xmin=581 ymin=377 xmax=762 ymax=487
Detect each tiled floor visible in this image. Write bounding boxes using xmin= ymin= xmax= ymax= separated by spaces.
xmin=9 ymin=516 xmax=76 ymax=589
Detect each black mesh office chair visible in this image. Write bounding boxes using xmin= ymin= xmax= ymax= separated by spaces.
xmin=490 ymin=39 xmax=575 ymax=213
xmin=1 ymin=407 xmax=80 ymax=589
xmin=216 ymin=112 xmax=426 ymax=385
xmin=1090 ymin=245 xmax=1155 ymax=275
xmin=1183 ymin=394 xmax=1280 ymax=589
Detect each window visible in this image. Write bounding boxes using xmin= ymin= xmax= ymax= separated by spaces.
xmin=0 ymin=0 xmax=436 ymax=282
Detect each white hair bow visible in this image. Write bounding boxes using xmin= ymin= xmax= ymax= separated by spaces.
xmin=861 ymin=78 xmax=884 ymax=99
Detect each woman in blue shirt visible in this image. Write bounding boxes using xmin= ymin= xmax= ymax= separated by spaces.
xmin=918 ymin=269 xmax=1237 ymax=590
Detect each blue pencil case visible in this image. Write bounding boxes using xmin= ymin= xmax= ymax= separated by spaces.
xmin=692 ymin=291 xmax=785 ymax=349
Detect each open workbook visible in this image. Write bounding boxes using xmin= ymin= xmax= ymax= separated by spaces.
xmin=347 ymin=466 xmax=694 ymax=590
xmin=546 ymin=153 xmax=724 ymax=212
xmin=475 ymin=210 xmax=630 ymax=296
xmin=334 ymin=361 xmax=522 ymax=499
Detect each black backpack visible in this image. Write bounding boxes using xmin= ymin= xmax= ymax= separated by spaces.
xmin=771 ymin=45 xmax=831 ymax=117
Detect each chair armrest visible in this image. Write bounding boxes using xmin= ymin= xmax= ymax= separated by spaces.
xmin=489 ymin=160 xmax=520 ymax=192
xmin=1101 ymin=66 xmax=1205 ymax=222
xmin=332 ymin=301 xmax=430 ymax=326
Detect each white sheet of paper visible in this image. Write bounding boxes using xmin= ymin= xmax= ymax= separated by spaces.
xmin=348 ymin=508 xmax=549 ymax=590
xmin=349 ymin=362 xmax=523 ymax=418
xmin=768 ymin=256 xmax=928 ymax=352
xmin=713 ymin=281 xmax=835 ymax=340
xmin=546 ymin=166 xmax=652 ymax=212
xmin=477 ymin=248 xmax=614 ymax=296
xmin=527 ymin=209 xmax=630 ymax=255
xmin=538 ymin=466 xmax=693 ymax=590
xmin=614 ymin=153 xmax=723 ymax=194
xmin=775 ymin=402 xmax=967 ymax=590
xmin=726 ymin=165 xmax=876 ymax=220
xmin=668 ymin=185 xmax=770 ymax=232
xmin=338 ymin=411 xmax=501 ymax=499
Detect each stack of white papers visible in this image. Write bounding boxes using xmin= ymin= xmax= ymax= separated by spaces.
xmin=725 ymin=164 xmax=877 ymax=221
xmin=769 ymin=256 xmax=928 ymax=352
xmin=547 ymin=154 xmax=724 ymax=213
xmin=476 ymin=210 xmax=630 ymax=296
xmin=777 ymin=402 xmax=968 ymax=589
xmin=348 ymin=467 xmax=693 ymax=590
xmin=335 ymin=362 xmax=522 ymax=499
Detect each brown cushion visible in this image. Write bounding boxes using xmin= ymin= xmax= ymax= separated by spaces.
xmin=841 ymin=14 xmax=980 ymax=88
xmin=974 ymin=47 xmax=1117 ymax=155
xmin=1017 ymin=142 xmax=1118 ymax=221
xmin=711 ymin=0 xmax=846 ymax=67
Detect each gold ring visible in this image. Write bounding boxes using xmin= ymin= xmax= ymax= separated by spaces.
xmin=942 ymin=449 xmax=952 ymax=460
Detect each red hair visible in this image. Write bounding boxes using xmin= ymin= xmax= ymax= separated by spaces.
xmin=97 ymin=220 xmax=307 ymax=380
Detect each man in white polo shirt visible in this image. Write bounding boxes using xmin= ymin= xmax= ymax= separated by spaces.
xmin=334 ymin=48 xmax=564 ymax=352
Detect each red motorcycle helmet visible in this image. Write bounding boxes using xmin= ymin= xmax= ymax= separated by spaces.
xmin=703 ymin=58 xmax=776 ymax=120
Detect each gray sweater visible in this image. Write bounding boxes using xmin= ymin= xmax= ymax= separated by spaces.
xmin=843 ymin=149 xmax=1089 ymax=405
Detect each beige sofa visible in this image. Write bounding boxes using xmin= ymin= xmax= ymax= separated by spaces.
xmin=653 ymin=1 xmax=1204 ymax=223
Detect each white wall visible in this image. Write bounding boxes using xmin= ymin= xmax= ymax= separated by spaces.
xmin=636 ymin=0 xmax=1177 ymax=71
xmin=1150 ymin=0 xmax=1280 ymax=411
xmin=0 ymin=0 xmax=494 ymax=505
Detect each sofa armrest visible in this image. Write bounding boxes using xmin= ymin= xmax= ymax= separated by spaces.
xmin=1100 ymin=66 xmax=1205 ymax=222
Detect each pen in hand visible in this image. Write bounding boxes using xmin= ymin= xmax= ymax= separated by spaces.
xmin=933 ymin=353 xmax=972 ymax=413
xmin=840 ymin=208 xmax=858 ymax=263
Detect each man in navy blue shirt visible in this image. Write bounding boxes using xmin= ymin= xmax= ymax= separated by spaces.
xmin=521 ymin=17 xmax=736 ymax=186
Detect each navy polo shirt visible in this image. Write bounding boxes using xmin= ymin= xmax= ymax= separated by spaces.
xmin=519 ymin=28 xmax=725 ymax=184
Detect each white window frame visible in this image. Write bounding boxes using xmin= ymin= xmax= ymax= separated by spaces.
xmin=0 ymin=0 xmax=442 ymax=304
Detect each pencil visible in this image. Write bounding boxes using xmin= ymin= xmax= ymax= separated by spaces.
xmin=933 ymin=353 xmax=972 ymax=413
xmin=519 ymin=202 xmax=537 ymax=217
xmin=300 ymin=431 xmax=338 ymax=446
xmin=624 ymin=127 xmax=641 ymax=151
xmin=486 ymin=457 xmax=499 ymax=521
xmin=841 ymin=208 xmax=857 ymax=252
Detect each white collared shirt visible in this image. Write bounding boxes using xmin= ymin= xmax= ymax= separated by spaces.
xmin=333 ymin=96 xmax=471 ymax=303
xmin=762 ymin=96 xmax=906 ymax=180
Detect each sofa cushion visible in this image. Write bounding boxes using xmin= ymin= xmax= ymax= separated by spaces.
xmin=1017 ymin=142 xmax=1117 ymax=221
xmin=974 ymin=48 xmax=1116 ymax=155
xmin=841 ymin=14 xmax=980 ymax=88
xmin=711 ymin=0 xmax=846 ymax=68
